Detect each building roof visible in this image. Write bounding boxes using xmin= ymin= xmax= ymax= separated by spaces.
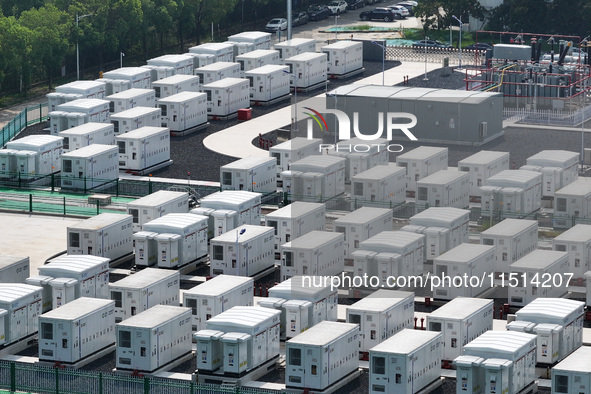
xmin=118 ymin=305 xmax=190 ymax=328
xmin=553 ymin=224 xmax=591 ymax=243
xmin=428 ymin=297 xmax=492 ymax=320
xmin=287 ymin=321 xmax=358 ymax=346
xmin=458 ymin=150 xmax=509 ymax=166
xmin=370 ymin=329 xmax=441 ymax=354
xmin=322 ymin=40 xmax=362 ymax=50
xmin=553 ymin=346 xmax=591 ymax=373
xmin=245 ymin=64 xmax=289 ymax=75
xmin=237 ymin=50 xmax=279 ymax=59
xmin=152 ymin=74 xmax=200 ymax=86
xmin=556 ymin=178 xmax=591 ymax=196
xmin=274 ymin=38 xmax=316 ymax=47
xmin=347 ymin=289 xmax=413 ymax=312
xmin=284 ymin=52 xmax=327 ymax=62
xmin=196 ymin=62 xmax=239 ymax=72
xmin=510 ymin=249 xmax=568 ymax=270
xmin=202 ymin=77 xmax=248 ymax=89
xmin=221 ymin=156 xmax=276 ymax=170
xmin=110 ymin=267 xmax=178 ymax=289
xmin=334 ymin=207 xmax=392 ymax=225
xmin=409 ymin=207 xmax=470 ymax=227
xmin=352 ymin=164 xmax=406 ymax=181
xmin=110 ymin=106 xmax=160 ymax=119
xmin=106 ymin=88 xmax=154 ymax=100
xmin=58 ymin=122 xmax=113 ymax=136
xmin=0 ymin=255 xmax=28 ymax=270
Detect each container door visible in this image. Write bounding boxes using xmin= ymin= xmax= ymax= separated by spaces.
xmin=28 ymin=300 xmax=41 ymax=333
xmin=56 ymin=321 xmax=74 ymax=362
xmin=11 ymin=306 xmax=27 ymax=342
xmin=253 ymin=331 xmax=267 ymax=366
xmin=307 ymin=345 xmax=322 ymax=388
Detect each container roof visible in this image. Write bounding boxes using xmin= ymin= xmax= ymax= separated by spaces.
xmin=270 ymin=137 xmax=321 ymax=152
xmin=527 ymin=150 xmax=579 ymax=166
xmin=362 ymin=231 xmax=424 ymax=249
xmin=370 ymin=329 xmax=441 ymax=354
xmin=283 ymin=231 xmax=343 ymax=249
xmin=0 ymin=284 xmax=42 ymax=303
xmin=110 ymin=106 xmax=160 ymax=119
xmin=510 ymin=249 xmax=568 ymax=270
xmin=58 ymin=98 xmax=110 ymax=110
xmin=268 ymin=276 xmax=334 ymax=298
xmin=266 ymin=201 xmax=325 ymax=220
xmin=287 ymin=321 xmax=358 ymax=346
xmin=458 ymin=150 xmax=509 ymax=166
xmin=434 ymin=243 xmax=495 ymax=264
xmin=516 ymin=298 xmax=584 ymax=320
xmin=144 ymin=213 xmax=207 ymax=230
xmin=410 ymin=207 xmax=469 ymax=226
xmin=207 ymin=306 xmax=280 ymax=328
xmin=417 ymin=169 xmax=468 ymax=185
xmin=428 ymin=297 xmax=492 ymax=320
xmin=322 ymin=40 xmax=361 ymax=50
xmin=334 ymin=206 xmax=392 ymax=225
xmin=185 ymin=275 xmax=252 ymax=296
xmin=193 ymin=42 xmax=234 ymax=50
xmin=245 ymin=64 xmax=289 ymax=75
xmin=0 ymin=255 xmax=28 ymax=269
xmin=237 ymin=49 xmax=279 ymax=59
xmin=352 ymin=164 xmax=406 ymax=181
xmin=487 ymin=169 xmax=541 ymax=184
xmin=103 ymin=67 xmax=151 ymax=77
xmin=118 ymin=305 xmax=190 ymax=328
xmin=556 ymin=178 xmax=591 ymax=196
xmin=196 ymin=62 xmax=239 ymax=72
xmin=202 ymin=77 xmax=248 ymax=89
xmin=129 ymin=190 xmax=187 ymax=207
xmin=397 ymin=146 xmax=448 ymax=160
xmin=348 ymin=289 xmax=413 ymax=312
xmin=291 ymin=155 xmax=346 ymax=168
xmin=148 ymin=54 xmax=194 ymax=63
xmin=42 ymin=255 xmax=110 ymax=272
xmin=481 ymin=218 xmax=537 ymax=236
xmin=61 ymin=143 xmax=118 ymax=158
xmin=463 ymin=331 xmax=536 ymax=354
xmin=284 ymin=52 xmax=327 ymax=62
xmin=554 ymin=224 xmax=591 ymax=242
xmin=58 ymin=122 xmax=113 ymax=136
xmin=106 ymin=88 xmax=154 ymax=100
xmin=68 ymin=213 xmax=131 ymax=231
xmin=275 ymin=38 xmax=316 ymax=47
xmin=6 ymin=135 xmax=63 ymax=148
xmin=57 ymin=80 xmax=106 ymax=90
xmin=211 ymin=224 xmax=274 ymax=243
xmin=221 ymin=156 xmax=276 ymax=170
xmin=152 ymin=74 xmax=199 ymax=85
xmin=229 ymin=31 xmax=271 ymax=39
xmin=40 ymin=297 xmax=113 ymax=320
xmin=553 ymin=347 xmax=591 ymax=373
xmin=110 ymin=267 xmax=178 ymax=288
xmin=200 ymin=190 xmax=261 ymax=207
xmin=116 ymin=126 xmax=170 ymax=140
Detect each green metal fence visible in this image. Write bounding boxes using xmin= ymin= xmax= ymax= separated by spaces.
xmin=0 ymin=361 xmax=281 ymax=394
xmin=1 ymin=103 xmax=48 ymax=147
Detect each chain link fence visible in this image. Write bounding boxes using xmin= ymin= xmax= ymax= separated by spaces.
xmin=385 ymin=46 xmax=486 ymax=66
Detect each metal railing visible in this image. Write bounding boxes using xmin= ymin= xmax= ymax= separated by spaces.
xmin=1 ymin=103 xmax=49 ymax=147
xmin=503 ymin=105 xmax=591 ymax=127
xmin=385 ymin=46 xmax=486 ymax=66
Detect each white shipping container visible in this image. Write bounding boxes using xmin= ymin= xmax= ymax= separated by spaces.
xmin=508 ymin=250 xmax=570 ymax=306
xmin=49 ymin=277 xmax=77 ymax=308
xmin=369 ymin=329 xmax=442 ymax=394
xmin=55 ymin=80 xmax=107 ymax=100
xmin=127 ymin=190 xmax=189 ymax=232
xmin=426 ymin=297 xmax=493 ymax=361
xmin=269 ymin=137 xmax=322 ymax=177
xmin=194 ymin=329 xmax=224 ymax=371
xmin=109 ymin=268 xmax=180 ymax=322
xmin=48 ymin=93 xmax=78 ymax=113
xmin=140 ymin=65 xmax=174 ymax=82
xmin=360 ymin=231 xmax=425 ymax=277
xmin=333 ymin=207 xmax=393 ymax=260
xmin=189 ymin=42 xmax=235 ymax=62
xmin=60 ymin=144 xmax=119 ymax=190
xmin=290 ymin=155 xmax=346 ymax=200
xmin=203 ymin=77 xmax=250 ymax=117
xmin=396 ymin=146 xmax=448 ymax=193
xmin=0 ymin=283 xmax=43 ymax=345
xmin=286 ymin=321 xmax=359 ymax=390
xmin=195 ymin=62 xmax=241 ymax=85
xmin=553 ymin=224 xmax=591 ymax=279
xmin=225 ymin=41 xmax=256 ymax=57
xmin=152 ymin=74 xmax=201 ymax=99
xmin=554 ymin=178 xmax=591 ymax=229
xmin=183 ymin=275 xmax=254 ymax=331
xmin=211 ymin=209 xmax=237 ymax=237
xmin=199 ymin=190 xmax=261 ymax=228
xmin=236 ymin=50 xmax=281 ymax=76
xmin=245 ymin=64 xmax=290 ymax=103
xmin=116 ymin=126 xmax=171 ymax=171
xmin=57 ymin=98 xmax=110 ymax=126
xmin=110 ymin=107 xmax=161 ymax=135
xmin=282 ymin=299 xmax=312 ymax=339
xmin=453 ymin=355 xmax=485 ymax=394
xmin=0 ymin=255 xmax=30 ymax=284
xmin=328 ymin=137 xmax=390 ymax=183
xmin=209 ymin=224 xmax=275 ymax=277
xmin=133 ymin=231 xmax=159 ymax=267
xmin=106 ymin=88 xmax=156 ymax=113
xmin=526 ymin=150 xmax=579 ymax=197
xmin=25 ymin=275 xmax=54 ymax=313
xmin=284 ymin=52 xmax=327 ymax=89
xmin=458 ymin=150 xmax=510 ymax=197
xmin=0 ymin=149 xmax=18 ymax=176
xmin=102 ymin=67 xmax=152 ymax=89
xmin=116 ymin=305 xmax=191 ymax=372
xmin=220 ymin=156 xmax=277 ymax=193
xmin=484 ymin=169 xmax=543 ymax=214
xmin=187 ymin=53 xmax=216 ymax=69
xmin=158 ymin=91 xmax=207 ymax=132
xmin=59 ymin=123 xmax=115 ymax=153
xmin=280 ymin=231 xmax=345 ymax=281
xmin=480 ymin=219 xmax=538 ymax=273
xmin=228 ymin=32 xmax=272 ymax=50
xmin=274 ymin=38 xmax=317 ymax=60
xmin=322 ymin=40 xmax=363 ymax=76
xmin=67 ymin=213 xmax=133 ymax=261
xmin=13 ymin=150 xmax=37 ymax=176
xmin=38 ymin=298 xmax=115 ymax=363
xmin=97 ymin=78 xmax=132 ymax=96
xmin=416 ymin=169 xmax=470 ymax=211
xmin=351 ymin=164 xmax=406 ymax=207
xmin=220 ymin=332 xmax=250 ymax=374
xmin=147 ymin=54 xmax=195 ymax=75
xmin=346 ymin=289 xmax=414 ymax=354
xmin=551 ymin=346 xmax=591 ymax=394
xmin=6 ymin=135 xmax=64 ymax=173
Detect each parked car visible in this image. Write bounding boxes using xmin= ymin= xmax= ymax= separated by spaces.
xmin=348 ymin=0 xmax=365 ymax=10
xmin=412 ymin=39 xmax=453 ymax=48
xmin=359 ymin=7 xmax=397 ymax=21
xmin=386 ymin=4 xmax=409 ymax=18
xmin=265 ymin=18 xmax=288 ymax=32
xmin=327 ymin=0 xmax=348 ymax=14
xmin=465 ymin=43 xmax=493 ymax=51
xmin=399 ymin=0 xmax=416 ymax=5
xmin=292 ymin=11 xmax=309 ymax=26
xmin=307 ymin=4 xmax=331 ymax=20
xmin=396 ymin=1 xmax=415 ymax=15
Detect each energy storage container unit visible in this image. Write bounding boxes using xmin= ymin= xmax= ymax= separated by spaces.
xmin=274 ymin=38 xmax=317 ymax=61
xmin=48 ymin=93 xmax=79 ymax=113
xmin=346 ymin=289 xmax=414 ymax=355
xmin=409 ymin=207 xmax=470 ymax=244
xmin=321 ymin=40 xmax=363 ymax=76
xmin=453 ymin=355 xmax=485 ymax=394
xmin=236 ymin=50 xmax=281 ymax=76
xmin=109 ymin=268 xmax=179 ymax=322
xmin=126 ymin=190 xmax=189 ymax=232
xmin=59 ymin=123 xmax=115 ymax=153
xmin=432 ymin=243 xmax=496 ymax=300
xmin=6 ymin=135 xmax=64 ymax=173
xmin=220 ymin=156 xmax=277 ymax=193
xmin=279 ymin=231 xmax=345 ymax=281
xmin=552 ymin=224 xmax=591 ymax=279
xmin=140 ymin=65 xmax=174 ymax=82
xmin=0 ymin=255 xmax=30 ymax=284
xmin=554 ymin=178 xmax=591 ymax=229
xmin=525 ymin=150 xmax=579 ymax=197
xmin=369 ymin=329 xmax=442 ymax=394
xmin=106 ymin=88 xmax=156 ymax=113
xmin=205 ymin=306 xmax=282 ymax=372
xmin=157 ymin=91 xmax=207 ymax=132
xmin=268 ymin=276 xmax=338 ymax=325
xmin=351 ymin=164 xmax=407 ymax=208
xmin=203 ymin=77 xmax=250 ymax=117
xmin=115 ymin=126 xmax=170 ymax=172
xmin=183 ymin=275 xmax=254 ymax=331
xmin=333 ymin=207 xmax=393 ymax=261
xmin=55 ymin=98 xmax=111 ymax=128
xmin=551 ymin=346 xmax=591 ymax=394
xmin=189 ymin=42 xmax=235 ymax=62
xmin=55 ymin=80 xmax=107 ymax=100
xmin=360 ymin=231 xmax=425 ymax=277
xmin=327 ymin=137 xmax=390 ymax=182
xmin=194 ymin=329 xmax=224 ymax=371
xmin=97 ymin=78 xmax=132 ymax=96
xmin=60 ymin=144 xmax=118 ymax=190
xmin=426 ymin=297 xmax=493 ymax=361
xmin=146 ymin=54 xmax=195 ymax=75
xmin=458 ymin=150 xmax=510 ymax=197
xmin=225 ymin=41 xmax=256 ymax=56
xmin=25 ymin=275 xmax=53 ymax=312
xmin=0 ymin=283 xmax=42 ymax=345
xmin=116 ymin=305 xmax=191 ymax=372
xmin=142 ymin=213 xmax=209 ymax=267
xmin=0 ymin=149 xmax=18 ymax=177
xmin=102 ymin=67 xmax=152 ymax=89
xmin=38 ymin=298 xmax=115 ymax=363
xmin=290 ymin=155 xmax=346 ymax=199
xmin=245 ymin=64 xmax=290 ymax=103
xmin=13 ymin=150 xmax=37 ymax=176
xmin=396 ymin=146 xmax=448 ymax=194
xmin=479 ymin=219 xmax=538 ymax=273
xmin=133 ymin=231 xmax=158 ymax=266
xmin=282 ymin=299 xmax=312 ymax=339
xmin=211 ymin=210 xmax=237 ymax=236
xmin=67 ymin=213 xmax=133 ymax=261
xmin=48 ymin=111 xmax=68 ymax=135
xmin=268 ymin=137 xmax=322 ymax=177
xmin=194 ymin=62 xmax=241 ymax=85
xmin=285 ymin=321 xmax=359 ymax=391
xmin=264 ymin=201 xmax=326 ymax=254
xmin=508 ymin=250 xmax=570 ymax=307
xmin=209 ymin=224 xmax=275 ymax=277
xmin=152 ymin=74 xmax=201 ymax=99
xmin=227 ymin=31 xmax=272 ymax=50
xmin=199 ymin=190 xmax=262 ymax=227
xmin=220 ymin=332 xmax=250 ymax=374
xmin=284 ymin=52 xmax=328 ymax=89
xmin=515 ymin=298 xmax=585 ymax=364
xmin=415 ymin=169 xmax=470 ymax=211
xmin=187 ymin=53 xmax=216 ymax=70
xmin=483 ymin=170 xmax=542 ymax=214
xmin=110 ymin=107 xmax=161 ymax=135
xmin=463 ymin=331 xmax=537 ymax=394
xmin=50 ymin=278 xmax=77 ymax=310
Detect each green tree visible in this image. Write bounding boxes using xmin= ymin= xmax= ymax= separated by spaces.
xmin=184 ymin=0 xmax=237 ymax=44
xmin=1 ymin=0 xmax=44 ymax=17
xmin=0 ymin=14 xmax=33 ymax=92
xmin=414 ymin=0 xmax=486 ymax=37
xmin=141 ymin=0 xmax=179 ymax=56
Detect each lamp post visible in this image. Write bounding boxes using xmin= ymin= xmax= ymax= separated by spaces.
xmin=424 ymin=36 xmax=429 ymax=81
xmin=371 ymin=41 xmax=386 ymax=85
xmin=283 ymin=70 xmax=299 ymax=132
xmin=449 ymin=25 xmax=452 ymax=47
xmin=235 ymin=228 xmax=246 ymax=276
xmin=120 ymin=52 xmax=125 ymax=68
xmin=452 ymin=15 xmax=463 ymax=69
xmin=76 ymin=13 xmax=93 ymax=80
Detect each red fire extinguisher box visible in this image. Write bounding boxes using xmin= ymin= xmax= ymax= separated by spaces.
xmin=237 ymin=108 xmax=252 ymax=121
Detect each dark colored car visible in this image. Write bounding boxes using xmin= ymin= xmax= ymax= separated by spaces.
xmin=348 ymin=0 xmax=365 ymax=10
xmin=359 ymin=7 xmax=397 ymax=21
xmin=292 ymin=11 xmax=309 ymax=26
xmin=412 ymin=39 xmax=453 ymax=48
xmin=396 ymin=1 xmax=415 ymax=15
xmin=307 ymin=4 xmax=331 ymax=20
xmin=465 ymin=43 xmax=493 ymax=51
